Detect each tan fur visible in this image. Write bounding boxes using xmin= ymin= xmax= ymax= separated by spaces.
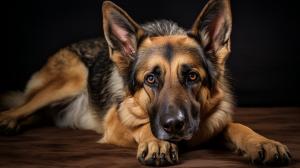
xmin=135 ymin=57 xmax=168 ymax=83
xmin=101 ymin=91 xmax=179 ymax=166
xmin=142 ymin=35 xmax=199 ymax=50
xmin=138 ymin=36 xmax=208 ymax=80
xmin=0 ymin=49 xmax=87 ymax=128
xmin=99 ymin=105 xmax=136 ymax=147
xmin=189 ymin=93 xmax=233 ymax=145
xmin=118 ymin=96 xmax=149 ymax=128
xmin=146 ymin=35 xmax=200 ymax=48
xmin=224 ymin=123 xmax=290 ymax=164
xmin=134 ymin=124 xmax=178 ymax=165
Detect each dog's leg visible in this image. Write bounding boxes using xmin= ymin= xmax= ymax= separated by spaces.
xmin=0 ymin=49 xmax=87 ymax=134
xmin=0 ymin=112 xmax=50 ymax=135
xmin=133 ymin=123 xmax=179 ymax=166
xmin=223 ymin=123 xmax=292 ymax=165
xmin=118 ymin=97 xmax=179 ymax=166
xmin=100 ymin=98 xmax=179 ymax=166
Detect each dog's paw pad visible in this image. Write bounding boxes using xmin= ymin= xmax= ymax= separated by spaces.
xmin=137 ymin=140 xmax=178 ymax=166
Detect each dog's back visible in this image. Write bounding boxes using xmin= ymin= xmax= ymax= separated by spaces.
xmin=0 ymin=37 xmax=124 ymax=133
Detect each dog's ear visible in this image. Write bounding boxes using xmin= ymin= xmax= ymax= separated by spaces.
xmin=102 ymin=1 xmax=144 ymax=73
xmin=191 ymin=0 xmax=232 ymax=66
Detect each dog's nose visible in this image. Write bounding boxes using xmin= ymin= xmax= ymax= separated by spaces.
xmin=161 ymin=116 xmax=185 ymax=134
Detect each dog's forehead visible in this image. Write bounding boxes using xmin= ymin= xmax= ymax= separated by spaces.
xmin=140 ymin=35 xmax=199 ymax=49
xmin=137 ymin=35 xmax=203 ymax=65
xmin=135 ymin=35 xmax=206 ymax=80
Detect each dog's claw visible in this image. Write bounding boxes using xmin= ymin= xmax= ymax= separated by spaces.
xmin=258 ymin=150 xmax=264 ymax=161
xmin=274 ymin=153 xmax=280 ymax=161
xmin=253 ymin=150 xmax=265 ymax=164
xmin=141 ymin=151 xmax=146 ymax=159
xmin=282 ymin=154 xmax=289 ymax=165
xmin=137 ymin=140 xmax=179 ymax=166
xmin=0 ymin=113 xmax=20 ymax=136
xmin=246 ymin=140 xmax=291 ymax=166
xmin=159 ymin=153 xmax=170 ymax=166
xmin=152 ymin=152 xmax=157 ymax=160
xmin=171 ymin=151 xmax=177 ymax=161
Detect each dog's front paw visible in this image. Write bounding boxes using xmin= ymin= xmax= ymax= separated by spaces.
xmin=243 ymin=139 xmax=292 ymax=166
xmin=137 ymin=140 xmax=179 ymax=166
xmin=0 ymin=112 xmax=20 ymax=135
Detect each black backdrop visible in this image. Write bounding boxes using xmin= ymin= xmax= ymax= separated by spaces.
xmin=1 ymin=0 xmax=299 ymax=106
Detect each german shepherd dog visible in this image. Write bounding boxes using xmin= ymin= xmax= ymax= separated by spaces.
xmin=0 ymin=0 xmax=292 ymax=166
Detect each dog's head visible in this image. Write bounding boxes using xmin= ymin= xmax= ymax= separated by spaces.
xmin=103 ymin=0 xmax=232 ymax=141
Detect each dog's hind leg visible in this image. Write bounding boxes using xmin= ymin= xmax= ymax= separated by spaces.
xmin=0 ymin=49 xmax=88 ymax=134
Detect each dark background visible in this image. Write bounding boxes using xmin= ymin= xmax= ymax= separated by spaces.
xmin=0 ymin=0 xmax=299 ymax=106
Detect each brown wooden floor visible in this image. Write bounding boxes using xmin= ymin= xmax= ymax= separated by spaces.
xmin=0 ymin=107 xmax=299 ymax=168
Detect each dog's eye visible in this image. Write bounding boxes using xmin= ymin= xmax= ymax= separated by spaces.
xmin=187 ymin=71 xmax=200 ymax=83
xmin=145 ymin=74 xmax=157 ymax=86
xmin=189 ymin=72 xmax=197 ymax=81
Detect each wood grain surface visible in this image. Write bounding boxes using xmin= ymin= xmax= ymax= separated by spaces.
xmin=0 ymin=107 xmax=299 ymax=168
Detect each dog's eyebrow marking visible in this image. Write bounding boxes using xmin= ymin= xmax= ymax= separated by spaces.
xmin=179 ymin=47 xmax=203 ymax=59
xmin=152 ymin=65 xmax=162 ymax=75
xmin=139 ymin=44 xmax=172 ymax=58
xmin=163 ymin=44 xmax=202 ymax=63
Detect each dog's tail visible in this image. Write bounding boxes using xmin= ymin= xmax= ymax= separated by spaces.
xmin=0 ymin=91 xmax=26 ymax=110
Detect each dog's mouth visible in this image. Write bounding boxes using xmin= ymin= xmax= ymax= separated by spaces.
xmin=169 ymin=134 xmax=193 ymax=142
xmin=153 ymin=125 xmax=196 ymax=142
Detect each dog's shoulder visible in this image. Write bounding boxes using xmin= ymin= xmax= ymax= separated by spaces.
xmin=67 ymin=38 xmax=110 ymax=68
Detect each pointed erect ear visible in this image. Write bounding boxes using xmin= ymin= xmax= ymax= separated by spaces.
xmin=102 ymin=1 xmax=144 ymax=58
xmin=191 ymin=0 xmax=232 ymax=65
